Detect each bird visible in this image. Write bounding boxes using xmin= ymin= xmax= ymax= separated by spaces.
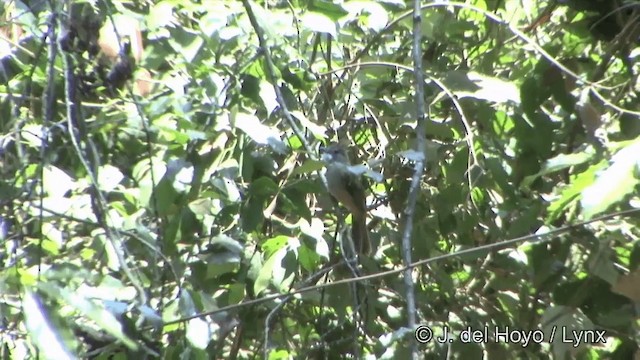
xmin=321 ymin=143 xmax=371 ymax=255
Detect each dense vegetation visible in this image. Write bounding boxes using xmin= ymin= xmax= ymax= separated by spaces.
xmin=1 ymin=0 xmax=639 ymax=358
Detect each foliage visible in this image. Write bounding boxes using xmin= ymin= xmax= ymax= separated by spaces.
xmin=1 ymin=0 xmax=639 ymax=358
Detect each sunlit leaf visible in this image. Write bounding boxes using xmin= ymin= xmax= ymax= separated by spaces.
xmin=291 ymin=159 xmax=324 ymax=176
xmin=98 ymin=164 xmax=124 ymax=192
xmin=300 ymin=12 xmax=337 ymax=37
xmin=43 ymin=165 xmax=74 ymax=197
xmin=259 ymin=81 xmax=278 ymax=114
xmin=186 ymin=318 xmax=211 ymax=349
xmin=441 ymin=71 xmax=520 ymax=104
xmin=169 ymin=27 xmax=204 ymax=63
xmin=343 ymin=1 xmax=389 ymax=32
xmin=541 ymin=306 xmax=594 ymax=358
xmin=254 ymin=238 xmax=297 ymax=295
xmin=522 ymin=151 xmax=594 ymax=187
xmin=290 ymin=111 xmax=327 ymax=139
xmin=581 ymin=140 xmax=640 ymax=219
xmin=23 ymin=290 xmax=75 ymax=360
xmin=234 ymin=112 xmax=287 ymax=154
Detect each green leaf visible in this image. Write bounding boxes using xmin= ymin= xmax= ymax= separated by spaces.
xmin=254 ymin=238 xmax=297 ymax=295
xmin=520 ymin=76 xmax=541 ymax=119
xmin=132 ymin=157 xmax=167 ymax=208
xmin=245 ymin=1 xmax=286 ymax=46
xmin=308 ymin=1 xmax=348 ymax=21
xmin=298 ymin=218 xmax=329 ymax=259
xmin=169 ymin=27 xmax=204 ymax=63
xmin=485 ymin=158 xmax=514 ymax=194
xmin=179 ymin=290 xmax=197 ymax=316
xmin=198 ymin=235 xmax=243 ymax=278
xmin=267 ymin=349 xmax=292 ymax=360
xmin=291 ymin=159 xmax=324 ymax=176
xmin=253 ymin=242 xmax=284 ymax=295
xmin=245 ymin=60 xmax=267 ymax=79
xmin=249 ymin=176 xmax=279 ymax=198
xmin=152 ymin=178 xmax=180 ymax=216
xmin=541 ymin=306 xmax=595 ymax=358
xmin=546 ymin=163 xmax=603 ymax=222
xmin=297 ymin=243 xmax=321 ymax=271
xmin=522 ymin=151 xmax=594 ymax=187
xmin=424 ymin=119 xmax=456 ymax=140
xmin=211 ymin=177 xmax=242 ymax=202
xmin=242 ymin=196 xmax=265 ymax=233
xmin=581 ymin=140 xmax=640 ymax=219
xmin=587 ymin=245 xmax=618 ymax=285
xmin=261 ymin=235 xmax=290 ymax=257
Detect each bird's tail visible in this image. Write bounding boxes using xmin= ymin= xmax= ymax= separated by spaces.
xmin=351 ymin=214 xmax=371 ymax=255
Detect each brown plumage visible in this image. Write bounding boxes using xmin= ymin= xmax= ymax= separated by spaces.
xmin=321 ymin=144 xmax=371 ymax=255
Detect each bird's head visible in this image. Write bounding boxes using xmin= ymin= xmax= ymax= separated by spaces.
xmin=320 ymin=143 xmax=350 ymax=164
